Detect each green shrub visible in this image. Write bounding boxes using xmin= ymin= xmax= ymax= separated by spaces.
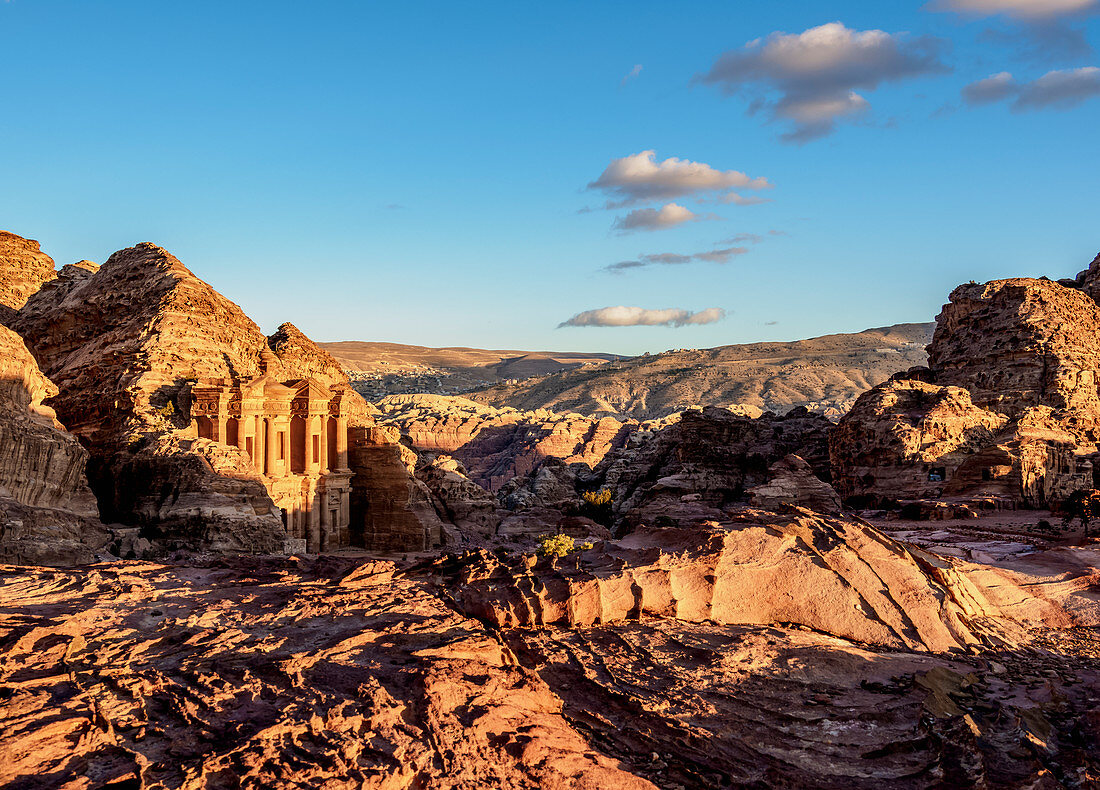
xmin=537 ymin=534 xmax=596 ymax=558
xmin=580 ymin=488 xmax=614 ymax=527
xmin=149 ymin=402 xmax=176 ymax=433
xmin=582 ymin=488 xmax=612 ymax=507
xmin=538 ymin=534 xmax=575 ymax=558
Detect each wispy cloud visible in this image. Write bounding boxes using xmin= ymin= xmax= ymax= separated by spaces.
xmin=605 ymin=245 xmax=749 ymax=273
xmin=962 ymin=71 xmax=1018 ymax=103
xmin=588 ymin=150 xmax=771 ymax=206
xmin=696 ymin=22 xmax=949 ymax=143
xmin=962 ymin=66 xmax=1100 ymax=109
xmin=932 ymin=0 xmax=1096 ymax=63
xmin=611 ymin=203 xmax=713 ymax=233
xmin=929 ymin=0 xmax=1098 ymax=19
xmin=620 ymin=64 xmax=643 ymax=87
xmin=559 ymin=306 xmax=727 ymax=328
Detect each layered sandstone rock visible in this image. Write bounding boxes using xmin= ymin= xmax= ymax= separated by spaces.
xmin=0 ymin=230 xmax=57 ymax=325
xmin=10 ymin=241 xmax=434 ymax=553
xmin=830 ymin=380 xmax=1008 ymax=504
xmin=0 ymin=325 xmax=106 ymax=565
xmin=374 ymin=394 xmax=638 ymax=492
xmin=832 ymin=256 xmax=1100 ymax=509
xmin=453 ymin=509 xmax=1004 ymax=653
xmin=601 ymin=406 xmax=835 ymax=529
xmin=927 ymin=278 xmax=1100 ymax=416
xmin=349 ymin=425 xmax=445 ymax=552
xmin=415 ymin=455 xmax=503 ymax=540
xmin=748 ymin=454 xmax=843 ymax=514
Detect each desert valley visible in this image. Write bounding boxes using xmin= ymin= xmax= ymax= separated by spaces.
xmin=1 ymin=229 xmax=1100 ymax=788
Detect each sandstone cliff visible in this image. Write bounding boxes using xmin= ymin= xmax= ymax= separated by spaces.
xmin=0 ymin=230 xmax=57 ymax=326
xmin=9 ymin=240 xmax=438 ymax=554
xmin=832 ymin=255 xmax=1100 ymax=508
xmin=0 ymin=324 xmax=106 ymax=565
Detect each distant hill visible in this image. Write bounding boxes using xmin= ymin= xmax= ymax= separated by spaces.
xmin=318 ymin=341 xmax=622 ymax=399
xmin=464 ymin=323 xmax=936 ymax=420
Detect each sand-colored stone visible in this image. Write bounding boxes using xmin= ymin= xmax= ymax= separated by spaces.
xmin=831 ymin=257 xmax=1100 ymax=509
xmin=0 ymin=325 xmax=106 ymax=565
xmin=0 ymin=230 xmax=57 ymax=326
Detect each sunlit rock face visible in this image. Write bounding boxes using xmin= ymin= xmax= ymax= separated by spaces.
xmin=831 ymin=256 xmax=1100 ymax=508
xmin=0 ymin=324 xmax=106 ymax=565
xmin=7 ymin=240 xmax=441 ymax=554
xmin=452 ymin=508 xmax=1003 ymax=653
xmin=0 ymin=230 xmax=57 ymax=326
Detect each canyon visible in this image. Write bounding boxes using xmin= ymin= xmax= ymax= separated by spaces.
xmin=1 ymin=230 xmax=1100 ymax=788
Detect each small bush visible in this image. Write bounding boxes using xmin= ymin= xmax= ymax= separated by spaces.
xmin=580 ymin=488 xmax=614 ymax=527
xmin=538 ymin=534 xmax=575 ymax=558
xmin=149 ymin=402 xmax=177 ymax=433
xmin=537 ymin=534 xmax=596 ymax=558
xmin=582 ymin=489 xmax=612 ymax=507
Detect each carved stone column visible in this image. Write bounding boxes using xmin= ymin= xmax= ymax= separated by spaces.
xmin=265 ymin=416 xmax=276 ymax=477
xmin=335 ymin=416 xmax=349 ymax=470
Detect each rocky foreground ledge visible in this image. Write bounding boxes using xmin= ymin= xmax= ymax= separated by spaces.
xmin=2 ymin=511 xmax=1099 ymax=789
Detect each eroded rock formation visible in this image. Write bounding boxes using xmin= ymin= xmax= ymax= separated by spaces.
xmin=601 ymin=406 xmax=836 ymax=530
xmin=374 ymin=394 xmax=640 ymax=492
xmin=0 ymin=231 xmax=57 ymax=326
xmin=8 ymin=240 xmax=441 ymax=554
xmin=0 ymin=325 xmax=106 ymax=565
xmin=453 ymin=510 xmax=1002 ymax=653
xmin=832 ymin=258 xmax=1100 ymax=509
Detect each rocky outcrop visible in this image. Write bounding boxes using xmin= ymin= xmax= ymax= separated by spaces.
xmin=9 ymin=240 xmax=433 ymax=554
xmin=832 ymin=256 xmax=1100 ymax=509
xmin=927 ymin=278 xmax=1100 ymax=417
xmin=0 ymin=325 xmax=106 ymax=565
xmin=830 ymin=380 xmax=1008 ymax=505
xmin=601 ymin=406 xmax=835 ymax=530
xmin=374 ymin=394 xmax=639 ymax=492
xmin=0 ymin=231 xmax=57 ymax=326
xmin=748 ymin=454 xmax=843 ymax=513
xmin=415 ymin=455 xmax=504 ymax=540
xmin=453 ymin=509 xmax=1002 ymax=653
xmin=3 ymin=541 xmax=1099 ymax=787
xmin=268 ymin=321 xmax=351 ymax=390
xmin=350 ymin=425 xmax=445 ymax=552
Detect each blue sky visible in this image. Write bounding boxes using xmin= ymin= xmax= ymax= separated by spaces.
xmin=2 ymin=1 xmax=1098 ymax=355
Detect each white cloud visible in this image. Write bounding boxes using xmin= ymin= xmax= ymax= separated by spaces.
xmin=963 ymin=66 xmax=1100 ymax=109
xmin=720 ymin=192 xmax=771 ymax=205
xmin=962 ymin=71 xmax=1018 ymax=103
xmin=588 ymin=150 xmax=771 ymax=205
xmin=605 ymin=245 xmax=749 ymax=273
xmin=929 ymin=0 xmax=1098 ymax=19
xmin=1016 ymin=65 xmax=1100 ymax=107
xmin=611 ymin=203 xmax=708 ymax=233
xmin=559 ymin=306 xmax=727 ymax=328
xmin=620 ymin=64 xmax=643 ymax=86
xmin=698 ymin=22 xmax=949 ymax=142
